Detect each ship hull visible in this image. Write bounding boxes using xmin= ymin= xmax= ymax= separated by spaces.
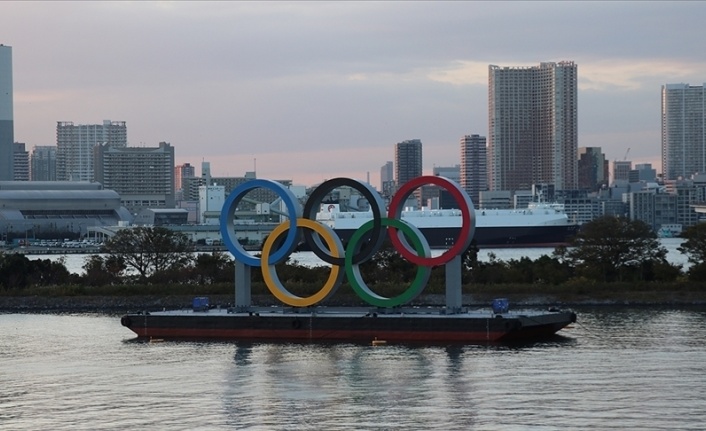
xmin=120 ymin=307 xmax=576 ymax=344
xmin=331 ymin=224 xmax=580 ymax=249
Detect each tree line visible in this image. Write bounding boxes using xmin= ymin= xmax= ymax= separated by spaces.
xmin=2 ymin=216 xmax=706 ymax=293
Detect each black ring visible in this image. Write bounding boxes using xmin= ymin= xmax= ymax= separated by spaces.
xmin=302 ymin=178 xmax=385 ymax=265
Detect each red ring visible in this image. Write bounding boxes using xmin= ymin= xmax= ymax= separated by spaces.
xmin=387 ymin=176 xmax=474 ymax=266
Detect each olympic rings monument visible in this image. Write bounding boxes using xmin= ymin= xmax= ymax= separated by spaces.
xmin=121 ymin=176 xmax=576 ymax=344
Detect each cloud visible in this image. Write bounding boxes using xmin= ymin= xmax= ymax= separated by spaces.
xmin=14 ymin=89 xmax=72 ymax=104
xmin=3 ymin=1 xmax=706 ymax=186
xmin=579 ymin=59 xmax=706 ymax=91
xmin=425 ymin=58 xmax=706 ymax=92
xmin=426 ymin=61 xmax=488 ymax=86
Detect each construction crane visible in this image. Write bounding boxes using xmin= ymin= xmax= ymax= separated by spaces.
xmin=623 ymin=147 xmax=631 ymax=161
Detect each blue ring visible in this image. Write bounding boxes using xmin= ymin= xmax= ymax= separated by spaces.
xmin=220 ymin=179 xmax=301 ymax=267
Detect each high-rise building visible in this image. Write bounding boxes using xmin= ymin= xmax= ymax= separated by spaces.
xmin=12 ymin=142 xmax=28 ymax=181
xmin=201 ymin=161 xmax=212 ymax=186
xmin=488 ymin=61 xmax=578 ymax=192
xmin=394 ymin=139 xmax=422 ymax=189
xmin=94 ymin=141 xmax=175 ymax=212
xmin=460 ymin=134 xmax=487 ymax=204
xmin=578 ymin=147 xmax=608 ymax=191
xmin=0 ymin=44 xmax=13 ymax=181
xmin=380 ymin=161 xmax=394 ymax=197
xmin=181 ymin=176 xmax=205 ymax=202
xmin=175 ymin=162 xmax=196 ymax=198
xmin=56 ymin=120 xmax=127 ymax=181
xmin=431 ymin=164 xmax=462 ymax=209
xmin=661 ymin=83 xmax=706 ymax=180
xmin=630 ymin=163 xmax=657 ymax=183
xmin=613 ymin=160 xmax=632 ymax=183
xmin=30 ymin=145 xmax=57 ymax=181
xmin=181 ymin=172 xmax=264 ymax=202
xmin=433 ymin=165 xmax=461 ymax=183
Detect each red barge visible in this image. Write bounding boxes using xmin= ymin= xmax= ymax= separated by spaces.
xmin=121 ymin=305 xmax=576 ymax=344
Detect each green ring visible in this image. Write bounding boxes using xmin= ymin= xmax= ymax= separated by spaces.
xmin=345 ymin=218 xmax=431 ymax=307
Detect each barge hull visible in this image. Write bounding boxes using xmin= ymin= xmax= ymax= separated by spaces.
xmin=121 ymin=308 xmax=576 ymax=344
xmin=325 ymin=225 xmax=580 ymax=249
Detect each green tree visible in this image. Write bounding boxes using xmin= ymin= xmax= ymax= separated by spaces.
xmin=470 ymin=252 xmax=510 ymax=284
xmin=0 ymin=254 xmax=74 ymax=290
xmin=461 ymin=242 xmax=479 ymax=284
xmin=532 ymin=254 xmax=572 ymax=284
xmin=357 ymin=240 xmax=421 ymax=285
xmin=102 ymin=227 xmax=194 ymax=281
xmin=82 ymin=254 xmax=127 ymax=286
xmin=677 ymin=222 xmax=706 ymax=281
xmin=190 ymin=252 xmax=235 ymax=285
xmin=565 ymin=215 xmax=672 ymax=282
xmin=0 ymin=253 xmax=37 ymax=290
xmin=29 ymin=257 xmax=73 ymax=286
xmin=502 ymin=257 xmax=535 ymax=284
xmin=677 ymin=222 xmax=706 ymax=265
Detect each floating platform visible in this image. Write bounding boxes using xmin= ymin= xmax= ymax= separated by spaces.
xmin=120 ymin=176 xmax=578 ymax=345
xmin=120 ymin=306 xmax=576 ymax=344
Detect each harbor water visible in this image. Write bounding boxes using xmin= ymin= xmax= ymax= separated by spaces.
xmin=1 ymin=308 xmax=705 ymax=430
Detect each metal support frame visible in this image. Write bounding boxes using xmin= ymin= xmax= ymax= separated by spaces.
xmin=445 ymin=254 xmax=463 ymax=314
xmin=234 ymin=261 xmax=251 ymax=311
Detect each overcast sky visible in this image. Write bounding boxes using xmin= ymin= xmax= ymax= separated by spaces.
xmin=2 ymin=1 xmax=706 ymax=187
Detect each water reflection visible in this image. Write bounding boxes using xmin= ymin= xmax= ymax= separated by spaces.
xmin=221 ymin=339 xmax=597 ymax=429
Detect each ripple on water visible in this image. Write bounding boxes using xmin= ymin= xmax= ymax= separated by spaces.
xmin=0 ymin=309 xmax=705 ymax=430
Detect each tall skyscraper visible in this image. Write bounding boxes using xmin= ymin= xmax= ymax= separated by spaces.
xmin=56 ymin=120 xmax=127 ymax=181
xmin=175 ymin=163 xmax=196 ymax=191
xmin=0 ymin=44 xmax=13 ymax=181
xmin=460 ymin=134 xmax=487 ymax=204
xmin=30 ymin=145 xmax=57 ymax=181
xmin=175 ymin=162 xmax=196 ymax=202
xmin=577 ymin=147 xmax=608 ymax=191
xmin=488 ymin=61 xmax=578 ymax=192
xmin=662 ymin=83 xmax=706 ymax=180
xmin=380 ymin=161 xmax=394 ymax=197
xmin=394 ymin=139 xmax=422 ymax=189
xmin=201 ymin=161 xmax=212 ymax=186
xmin=12 ymin=142 xmax=28 ymax=181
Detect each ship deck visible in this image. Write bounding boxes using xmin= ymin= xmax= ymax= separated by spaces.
xmin=138 ymin=306 xmax=564 ymax=320
xmin=123 ymin=306 xmax=576 ymax=344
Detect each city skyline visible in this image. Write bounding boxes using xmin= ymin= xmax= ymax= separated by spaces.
xmin=2 ymin=2 xmax=706 ymax=187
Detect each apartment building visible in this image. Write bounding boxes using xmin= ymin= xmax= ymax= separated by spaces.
xmin=488 ymin=62 xmax=578 ymax=192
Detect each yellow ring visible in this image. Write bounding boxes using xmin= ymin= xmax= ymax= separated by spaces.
xmin=261 ymin=218 xmax=343 ymax=307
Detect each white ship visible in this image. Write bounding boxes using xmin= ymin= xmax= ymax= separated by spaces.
xmin=316 ymin=202 xmax=581 ymax=248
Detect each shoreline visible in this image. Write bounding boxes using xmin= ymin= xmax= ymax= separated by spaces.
xmin=2 ymin=292 xmax=705 ymax=313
